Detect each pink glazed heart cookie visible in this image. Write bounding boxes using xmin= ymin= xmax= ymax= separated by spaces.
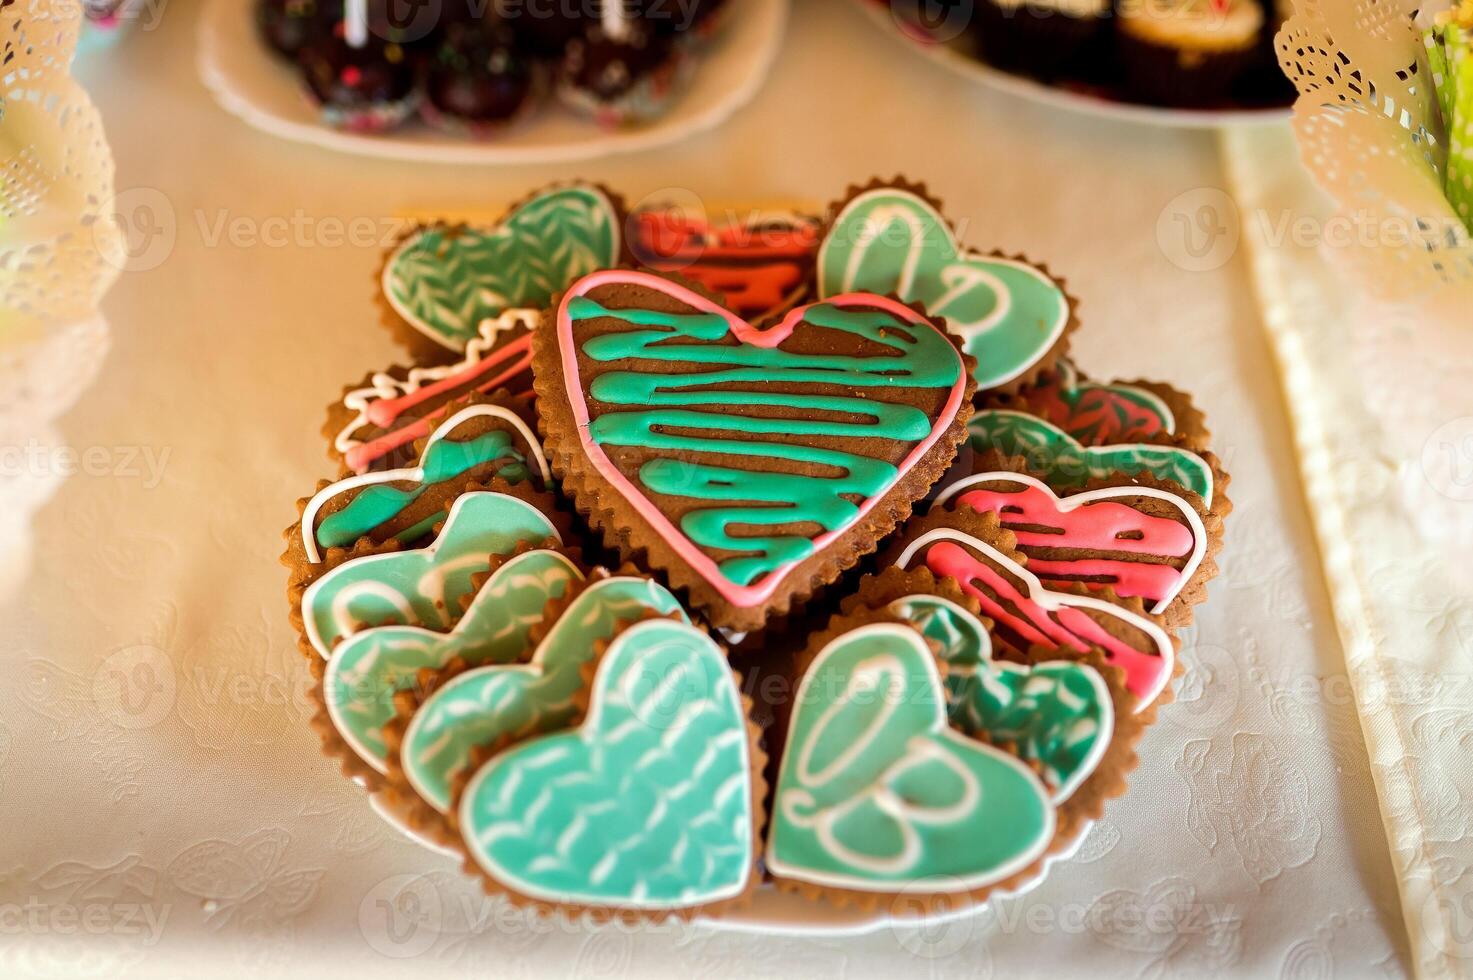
xmin=324 ymin=314 xmax=536 ymax=475
xmin=931 ymin=467 xmax=1220 ymax=628
xmin=888 ymin=506 xmax=1176 ymax=713
xmin=533 ymin=269 xmax=977 ymax=632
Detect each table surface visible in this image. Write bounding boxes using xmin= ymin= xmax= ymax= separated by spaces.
xmin=1 ymin=2 xmax=1412 ymax=977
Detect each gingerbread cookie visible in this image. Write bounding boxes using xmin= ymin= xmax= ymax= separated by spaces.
xmin=630 ymin=206 xmax=817 ymax=320
xmin=381 ymin=183 xmax=627 ymax=358
xmin=986 ymin=360 xmax=1211 ymax=452
xmin=931 ymin=465 xmax=1217 ymax=628
xmin=455 ymin=616 xmax=765 ymax=920
xmin=766 ymin=606 xmax=1055 ymax=907
xmin=534 ymin=268 xmax=977 ymax=632
xmin=391 ymin=569 xmax=689 ymax=823
xmin=965 ymin=408 xmax=1217 ymax=505
xmin=292 ymin=396 xmax=550 ymax=567
xmin=888 ymin=506 xmax=1176 ymax=711
xmin=816 ymin=179 xmax=1076 ymax=393
xmin=289 ymin=488 xmax=564 ymax=661
xmin=317 ymin=547 xmax=585 ymax=785
xmin=324 ymin=313 xmax=535 ymax=474
xmin=845 ymin=570 xmax=1143 ymax=848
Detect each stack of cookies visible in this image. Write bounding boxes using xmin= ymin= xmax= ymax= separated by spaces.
xmin=282 ymin=178 xmax=1229 ymax=921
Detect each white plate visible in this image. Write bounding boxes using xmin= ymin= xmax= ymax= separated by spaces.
xmin=850 ymin=0 xmax=1290 ymax=130
xmin=196 ymin=0 xmax=788 ymax=164
xmin=364 ymin=778 xmax=1089 ymax=934
xmin=704 ymin=822 xmax=1093 ymax=935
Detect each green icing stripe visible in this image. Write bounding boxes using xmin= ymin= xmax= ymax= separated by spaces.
xmin=767 ymin=622 xmax=1053 ymax=891
xmin=316 ymin=429 xmax=528 ymax=551
xmin=817 ymin=188 xmax=1069 ymax=390
xmin=889 ymin=595 xmax=1111 ymax=802
xmin=402 ymin=577 xmax=687 ymax=814
xmin=968 ymin=409 xmax=1214 ymax=505
xmin=301 ymin=492 xmax=560 ymax=659
xmin=458 ymin=618 xmax=752 ymax=908
xmin=571 ymin=297 xmax=962 ymax=588
xmin=385 ymin=186 xmax=621 ymax=350
xmin=323 ymin=550 xmax=582 ymax=775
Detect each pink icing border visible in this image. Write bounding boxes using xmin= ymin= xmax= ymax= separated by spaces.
xmin=344 ymin=334 xmax=534 ymax=473
xmin=557 ymin=269 xmax=970 ymax=610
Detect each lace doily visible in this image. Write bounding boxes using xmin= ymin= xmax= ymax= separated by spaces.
xmin=1278 ymin=0 xmax=1473 ymax=297
xmin=0 ymin=7 xmax=121 ymax=596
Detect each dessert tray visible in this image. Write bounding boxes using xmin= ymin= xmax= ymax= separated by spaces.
xmin=283 ymin=180 xmax=1226 ymax=935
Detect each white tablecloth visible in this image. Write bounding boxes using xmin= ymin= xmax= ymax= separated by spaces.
xmin=1224 ymin=124 xmax=1473 ymax=980
xmin=1 ymin=2 xmax=1413 ymax=976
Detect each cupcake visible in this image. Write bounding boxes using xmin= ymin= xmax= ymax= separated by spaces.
xmin=297 ymin=33 xmax=421 ymax=132
xmin=419 ymin=19 xmax=542 ymax=136
xmin=1115 ymin=0 xmax=1265 ymax=107
xmin=556 ymin=3 xmax=688 ymax=126
xmin=971 ymin=0 xmax=1111 ymax=80
xmin=255 ymin=0 xmax=342 ymax=60
xmin=1239 ymin=0 xmax=1298 ymax=105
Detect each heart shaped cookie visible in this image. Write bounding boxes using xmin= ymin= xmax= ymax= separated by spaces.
xmin=400 ymin=575 xmax=687 ymax=815
xmin=767 ymin=621 xmax=1053 ymax=893
xmin=885 ymin=593 xmax=1113 ymax=803
xmin=1022 ymin=361 xmax=1177 ymax=446
xmin=818 ymin=185 xmax=1072 ymax=391
xmin=631 ymin=208 xmax=817 ymax=319
xmin=328 ymin=312 xmax=536 ymax=474
xmin=458 ymin=618 xmax=757 ymax=912
xmin=383 ymin=184 xmax=623 ymax=352
xmin=299 ymin=401 xmax=549 ymax=564
xmin=933 ymin=471 xmax=1208 ymax=616
xmin=968 ymin=409 xmax=1215 ymax=505
xmin=892 ymin=514 xmax=1174 ymax=710
xmin=322 ymin=549 xmax=583 ymax=776
xmin=535 ymin=269 xmax=975 ymax=632
xmin=300 ymin=491 xmax=561 ymax=658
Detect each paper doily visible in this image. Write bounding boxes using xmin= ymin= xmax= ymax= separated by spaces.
xmin=0 ymin=7 xmax=122 ymax=597
xmin=1278 ymin=0 xmax=1473 ymax=297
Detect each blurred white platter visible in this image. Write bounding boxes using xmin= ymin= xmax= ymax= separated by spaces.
xmin=197 ymin=0 xmax=788 ymax=164
xmin=367 ymin=779 xmax=1089 ymax=935
xmin=850 ymin=0 xmax=1291 ymax=130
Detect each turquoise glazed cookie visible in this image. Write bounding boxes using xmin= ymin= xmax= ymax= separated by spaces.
xmin=400 ymin=575 xmax=687 ymax=815
xmin=300 ymin=490 xmax=561 ymax=658
xmin=818 ymin=186 xmax=1070 ymax=391
xmin=322 ymin=549 xmax=582 ymax=775
xmin=887 ymin=594 xmax=1112 ymax=803
xmin=767 ymin=621 xmax=1053 ymax=893
xmin=458 ymin=618 xmax=755 ymax=911
xmin=967 ymin=409 xmax=1214 ymax=505
xmin=384 ymin=184 xmax=622 ymax=351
